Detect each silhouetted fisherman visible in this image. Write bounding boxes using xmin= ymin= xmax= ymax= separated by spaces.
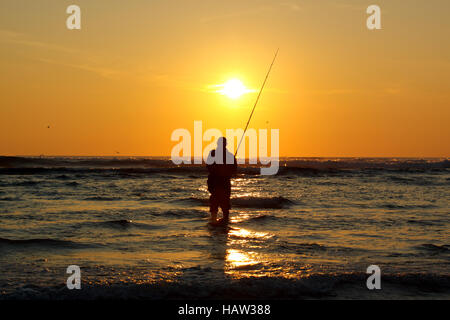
xmin=206 ymin=137 xmax=237 ymax=224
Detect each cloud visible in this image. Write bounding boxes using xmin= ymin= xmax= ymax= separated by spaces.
xmin=0 ymin=29 xmax=22 ymax=38
xmin=310 ymin=89 xmax=355 ymax=95
xmin=0 ymin=29 xmax=76 ymax=54
xmin=308 ymin=87 xmax=404 ymax=97
xmin=34 ymin=57 xmax=121 ymax=79
xmin=385 ymin=88 xmax=401 ymax=95
xmin=0 ymin=29 xmax=121 ymax=79
xmin=201 ymin=1 xmax=302 ymax=23
xmin=280 ymin=1 xmax=302 ymax=12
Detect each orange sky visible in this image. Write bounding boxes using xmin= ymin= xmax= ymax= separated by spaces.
xmin=0 ymin=0 xmax=449 ymax=157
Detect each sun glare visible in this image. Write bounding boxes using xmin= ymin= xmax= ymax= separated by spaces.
xmin=217 ymin=79 xmax=253 ymax=99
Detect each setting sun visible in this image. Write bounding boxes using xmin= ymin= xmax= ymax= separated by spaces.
xmin=217 ymin=79 xmax=253 ymax=99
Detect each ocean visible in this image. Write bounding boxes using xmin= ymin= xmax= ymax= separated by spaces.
xmin=0 ymin=156 xmax=449 ymax=299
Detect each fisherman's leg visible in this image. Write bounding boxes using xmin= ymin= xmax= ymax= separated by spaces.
xmin=209 ymin=193 xmax=218 ymax=222
xmin=221 ymin=191 xmax=231 ymax=222
xmin=222 ymin=208 xmax=229 ymax=221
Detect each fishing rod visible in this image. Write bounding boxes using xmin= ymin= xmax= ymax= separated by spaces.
xmin=234 ymin=48 xmax=279 ymax=157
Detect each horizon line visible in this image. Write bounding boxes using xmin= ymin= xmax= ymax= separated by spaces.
xmin=1 ymin=154 xmax=448 ymax=159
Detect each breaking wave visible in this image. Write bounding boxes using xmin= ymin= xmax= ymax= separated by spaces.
xmin=84 ymin=196 xmax=123 ymax=201
xmin=0 ymin=237 xmax=94 ymax=249
xmin=93 ymin=220 xmax=164 ymax=230
xmin=1 ymin=156 xmax=448 ymax=177
xmin=2 ymin=272 xmax=449 ymax=300
xmin=417 ymin=244 xmax=449 ymax=253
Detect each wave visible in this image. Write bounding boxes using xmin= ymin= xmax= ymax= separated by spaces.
xmin=274 ymin=240 xmax=378 ymax=256
xmin=84 ymin=196 xmax=123 ymax=201
xmin=161 ymin=208 xmax=207 ymax=219
xmin=377 ymin=203 xmax=438 ymax=209
xmin=0 ymin=237 xmax=93 ymax=249
xmin=246 ymin=214 xmax=280 ymax=222
xmin=182 ymin=196 xmax=294 ymax=209
xmin=65 ymin=181 xmax=80 ymax=187
xmin=101 ymin=219 xmax=133 ymax=227
xmin=2 ymin=272 xmax=449 ymax=300
xmin=0 ymin=197 xmax=22 ymax=201
xmin=417 ymin=244 xmax=449 ymax=253
xmin=0 ymin=156 xmax=174 ymax=169
xmin=386 ymin=175 xmax=448 ymax=186
xmin=407 ymin=219 xmax=441 ymax=226
xmin=277 ymin=241 xmax=328 ymax=253
xmin=13 ymin=180 xmax=42 ymax=186
xmin=93 ymin=220 xmax=164 ymax=230
xmin=1 ymin=156 xmax=448 ymax=176
xmin=277 ymin=158 xmax=450 ymax=171
xmin=378 ymin=203 xmax=438 ymax=210
xmin=233 ymin=196 xmax=294 ymax=208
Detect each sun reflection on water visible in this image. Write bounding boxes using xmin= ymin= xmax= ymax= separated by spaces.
xmin=226 ymin=249 xmax=259 ymax=269
xmin=228 ymin=227 xmax=273 ymax=242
